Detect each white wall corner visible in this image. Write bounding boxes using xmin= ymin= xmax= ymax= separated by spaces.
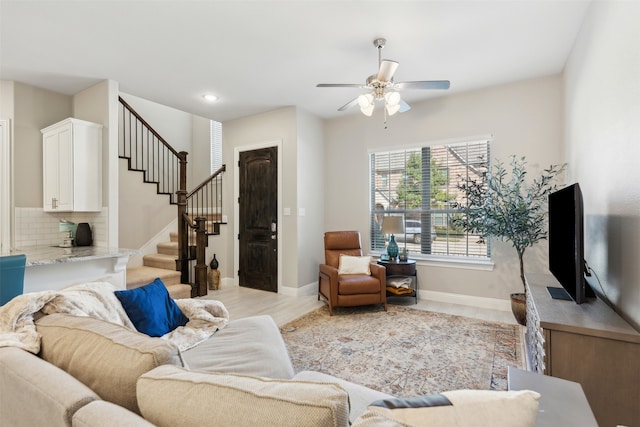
xmin=279 ymin=281 xmax=317 ymax=297
xmin=127 ymin=218 xmax=178 ymax=267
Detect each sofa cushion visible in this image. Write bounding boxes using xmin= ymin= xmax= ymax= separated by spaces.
xmin=36 ymin=313 xmax=186 ymax=415
xmin=137 ymin=365 xmax=351 ymax=427
xmin=72 ymin=401 xmax=155 ymax=427
xmin=182 ymin=315 xmax=295 ymax=379
xmin=293 ymin=370 xmax=395 ymax=424
xmin=114 ymin=278 xmax=188 ymax=337
xmin=352 ymin=390 xmax=541 ymax=427
xmin=0 ymin=346 xmax=99 ymax=427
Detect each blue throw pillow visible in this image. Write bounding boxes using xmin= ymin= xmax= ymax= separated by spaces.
xmin=114 ymin=278 xmax=189 ymax=337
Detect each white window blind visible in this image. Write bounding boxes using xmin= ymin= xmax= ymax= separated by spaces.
xmin=370 ymin=139 xmax=491 ymax=259
xmin=210 ymin=120 xmax=222 ymax=173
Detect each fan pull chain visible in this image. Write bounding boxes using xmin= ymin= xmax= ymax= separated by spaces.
xmin=384 ymin=106 xmax=388 ymax=129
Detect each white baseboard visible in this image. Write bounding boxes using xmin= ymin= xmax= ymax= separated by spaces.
xmin=219 ymin=279 xmax=317 ymax=297
xmin=419 ymin=290 xmax=511 ymax=312
xmin=279 ymin=281 xmax=317 ymax=297
xmin=220 ymin=279 xmax=508 ymax=312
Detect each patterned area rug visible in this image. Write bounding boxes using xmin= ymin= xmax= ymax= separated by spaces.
xmin=280 ymin=305 xmax=524 ymax=397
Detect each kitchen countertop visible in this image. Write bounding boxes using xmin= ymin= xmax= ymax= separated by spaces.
xmin=13 ymin=246 xmax=139 ymax=266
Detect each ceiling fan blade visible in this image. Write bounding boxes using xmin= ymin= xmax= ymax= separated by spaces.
xmin=377 ymin=60 xmax=399 ymax=82
xmin=395 ymin=80 xmax=450 ymax=90
xmin=399 ymin=99 xmax=411 ymax=113
xmin=338 ymin=97 xmax=360 ymax=111
xmin=316 ymin=83 xmax=365 ymax=88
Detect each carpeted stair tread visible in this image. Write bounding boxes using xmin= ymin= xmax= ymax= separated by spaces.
xmin=126 ymin=266 xmax=181 ymax=287
xmin=126 ymin=266 xmax=190 ymax=299
xmin=143 ymin=253 xmax=177 ymax=270
xmin=164 ymin=283 xmax=192 ymax=299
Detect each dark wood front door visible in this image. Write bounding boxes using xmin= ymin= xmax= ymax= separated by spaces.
xmin=238 ymin=147 xmax=278 ymax=292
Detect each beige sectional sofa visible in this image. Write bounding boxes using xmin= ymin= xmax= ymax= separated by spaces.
xmin=0 ymin=312 xmax=392 ymax=427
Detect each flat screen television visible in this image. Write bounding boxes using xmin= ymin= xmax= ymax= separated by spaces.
xmin=548 ymin=183 xmax=595 ymax=304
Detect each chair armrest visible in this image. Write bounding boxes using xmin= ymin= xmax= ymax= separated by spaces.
xmin=370 ymin=263 xmax=387 ymax=303
xmin=369 ymin=263 xmax=386 ymax=279
xmin=319 ymin=264 xmax=338 ymax=281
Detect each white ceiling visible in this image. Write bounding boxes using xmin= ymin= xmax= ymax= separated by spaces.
xmin=1 ymin=0 xmax=591 ymax=122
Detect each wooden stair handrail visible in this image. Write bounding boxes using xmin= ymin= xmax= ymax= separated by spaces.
xmin=118 ymin=96 xmax=187 ymax=161
xmin=187 ymin=165 xmax=226 ymax=198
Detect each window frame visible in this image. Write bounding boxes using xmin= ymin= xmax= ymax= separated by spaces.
xmin=369 ymin=136 xmax=493 ymax=264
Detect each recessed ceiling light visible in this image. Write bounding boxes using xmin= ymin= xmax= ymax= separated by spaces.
xmin=202 ymin=94 xmax=219 ymax=102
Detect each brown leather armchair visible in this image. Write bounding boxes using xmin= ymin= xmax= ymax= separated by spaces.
xmin=318 ymin=231 xmax=387 ymax=315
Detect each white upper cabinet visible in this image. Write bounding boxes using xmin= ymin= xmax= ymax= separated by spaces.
xmin=42 ymin=118 xmax=103 ymax=212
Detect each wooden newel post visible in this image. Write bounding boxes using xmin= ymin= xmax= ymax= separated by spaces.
xmin=194 ymin=216 xmax=208 ymax=297
xmin=178 ymin=151 xmax=188 ymax=194
xmin=176 ymin=190 xmax=189 ymax=288
xmin=176 ymin=151 xmax=190 ymax=292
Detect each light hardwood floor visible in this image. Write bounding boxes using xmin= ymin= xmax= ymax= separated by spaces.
xmin=200 ymin=284 xmax=518 ymax=326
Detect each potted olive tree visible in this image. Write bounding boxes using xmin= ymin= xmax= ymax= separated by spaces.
xmin=454 ymin=156 xmax=565 ymax=325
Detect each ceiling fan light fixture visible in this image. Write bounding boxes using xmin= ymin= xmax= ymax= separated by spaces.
xmin=358 ymin=93 xmax=374 ymax=108
xmin=384 ymin=91 xmax=402 ymax=116
xmin=384 ymin=91 xmax=401 ymax=106
xmin=360 ymin=103 xmax=375 ymax=117
xmin=358 ymin=93 xmax=375 ymax=116
xmin=386 ymin=103 xmax=401 ymax=116
xmin=317 ymin=38 xmax=450 ymax=124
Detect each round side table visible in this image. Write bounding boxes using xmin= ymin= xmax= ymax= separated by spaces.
xmin=377 ymin=259 xmax=417 ymax=304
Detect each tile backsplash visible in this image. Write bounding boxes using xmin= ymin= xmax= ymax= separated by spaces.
xmin=14 ymin=207 xmax=108 ymax=248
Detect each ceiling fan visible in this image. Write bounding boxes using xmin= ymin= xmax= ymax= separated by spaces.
xmin=317 ymin=38 xmax=450 ymax=117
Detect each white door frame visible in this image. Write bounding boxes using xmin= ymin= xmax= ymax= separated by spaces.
xmin=233 ymin=140 xmax=283 ymax=291
xmin=0 ymin=119 xmax=12 ymax=253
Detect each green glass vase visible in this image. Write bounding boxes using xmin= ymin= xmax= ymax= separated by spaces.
xmin=387 ymin=235 xmax=399 ymax=259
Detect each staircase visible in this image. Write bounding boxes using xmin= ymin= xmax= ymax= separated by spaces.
xmin=118 ymin=96 xmax=225 ymax=298
xmin=126 ymin=232 xmax=191 ymax=299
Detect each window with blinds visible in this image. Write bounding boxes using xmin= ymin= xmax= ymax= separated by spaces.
xmin=210 ymin=120 xmax=223 ymax=173
xmin=370 ymin=139 xmax=491 ymax=259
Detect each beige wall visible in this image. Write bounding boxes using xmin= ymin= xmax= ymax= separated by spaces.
xmin=564 ymin=0 xmax=640 ymax=330
xmin=323 ymin=75 xmax=564 ymax=301
xmin=118 ymin=158 xmax=176 ymax=249
xmin=13 ymin=82 xmax=72 ymax=207
xmin=72 ymin=80 xmax=120 ymax=248
xmin=0 ymin=81 xmax=15 ymax=120
xmin=296 ymin=109 xmax=325 ymax=290
xmin=72 ymin=81 xmax=112 ymax=208
xmin=223 ymin=107 xmax=300 ymax=290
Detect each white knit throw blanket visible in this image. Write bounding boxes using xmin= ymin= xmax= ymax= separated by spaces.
xmin=0 ymin=282 xmax=229 ymax=353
